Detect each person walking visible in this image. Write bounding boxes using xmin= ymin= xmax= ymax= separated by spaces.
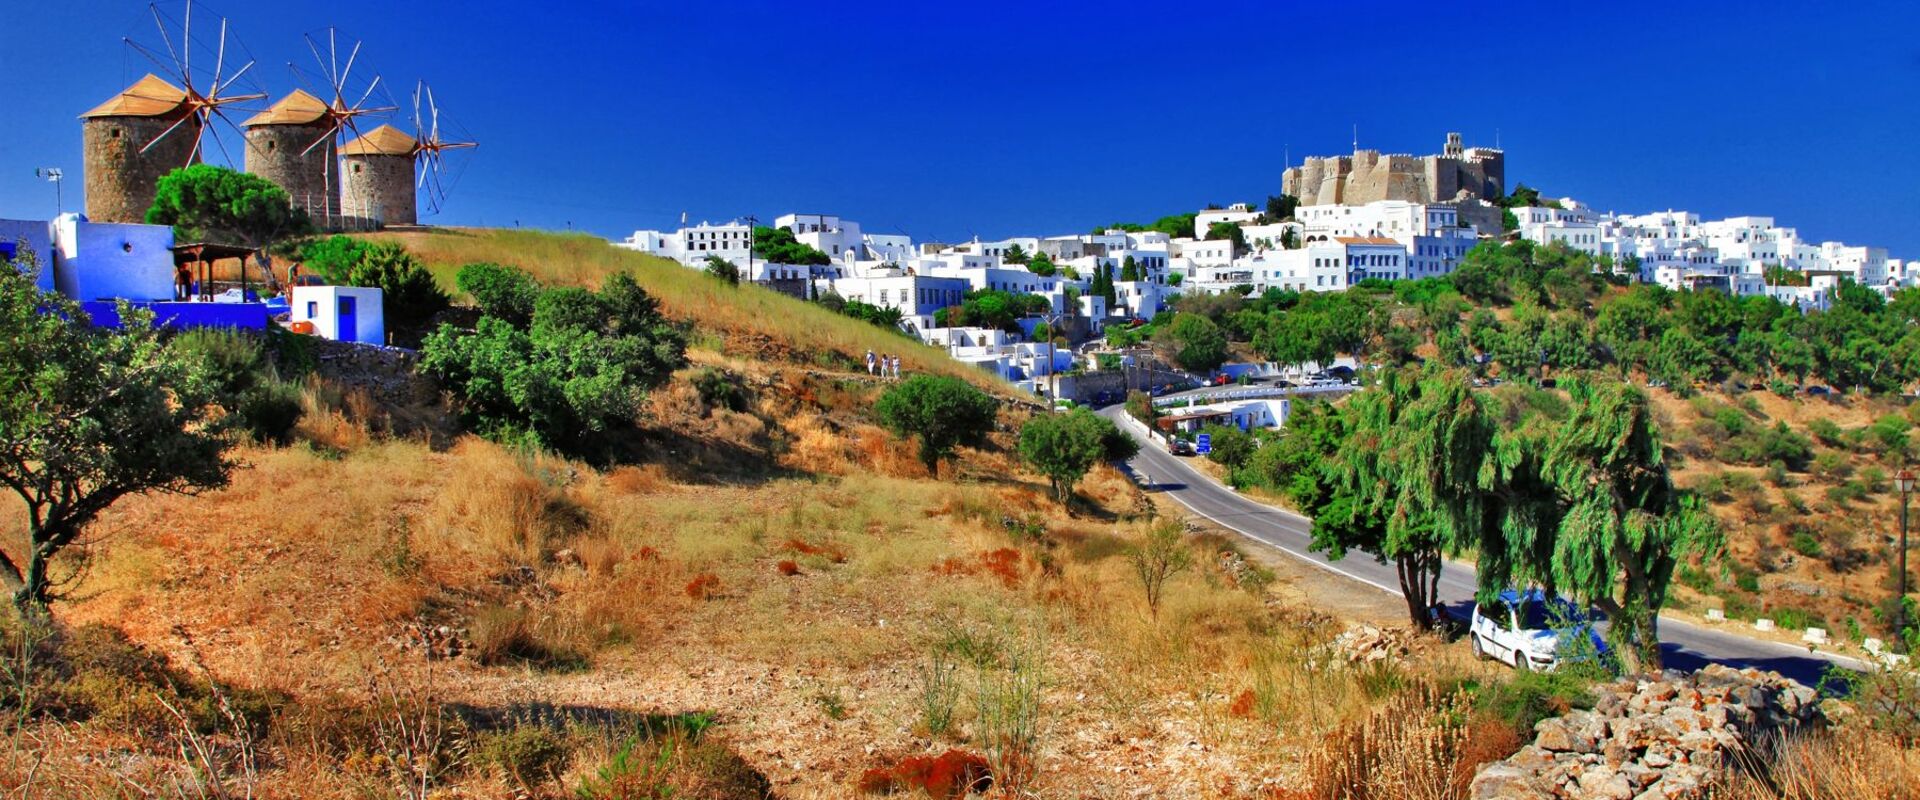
xmin=866 ymin=349 xmax=877 ymax=376
xmin=891 ymin=355 xmax=902 ymax=380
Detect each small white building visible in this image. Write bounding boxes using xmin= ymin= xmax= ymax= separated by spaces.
xmin=291 ymin=285 xmax=385 ymax=344
xmin=51 ymin=214 xmax=175 ymax=302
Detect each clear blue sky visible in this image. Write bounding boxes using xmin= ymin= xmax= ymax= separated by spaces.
xmin=4 ymin=1 xmax=1918 ymax=255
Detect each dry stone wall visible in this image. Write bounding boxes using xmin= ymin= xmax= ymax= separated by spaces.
xmin=1470 ymin=665 xmax=1828 ymax=800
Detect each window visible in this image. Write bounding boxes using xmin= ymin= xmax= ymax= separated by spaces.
xmin=306 ymin=301 xmax=318 ymax=317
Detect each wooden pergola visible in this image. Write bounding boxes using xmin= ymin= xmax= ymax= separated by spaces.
xmin=171 ymin=242 xmax=258 ymax=302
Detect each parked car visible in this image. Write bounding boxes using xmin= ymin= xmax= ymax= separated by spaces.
xmin=1213 ymin=374 xmax=1232 ymax=386
xmin=1168 ymin=439 xmax=1193 ymax=456
xmin=1470 ymin=588 xmax=1607 ymax=672
xmin=1804 ymin=385 xmax=1832 ymax=396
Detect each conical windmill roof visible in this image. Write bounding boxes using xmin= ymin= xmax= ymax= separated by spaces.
xmin=341 ymin=124 xmax=418 ymax=156
xmin=243 ymin=90 xmax=330 ymax=127
xmin=80 ymin=74 xmax=191 ymax=119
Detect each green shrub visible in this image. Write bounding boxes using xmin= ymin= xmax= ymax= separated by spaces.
xmin=1808 ymin=418 xmax=1846 ymax=448
xmin=1477 ymin=669 xmax=1598 ymax=733
xmin=692 ymin=367 xmax=748 ymax=413
xmin=1766 ymin=460 xmax=1792 ymax=486
xmin=455 ymin=262 xmax=542 ymax=326
xmin=474 ymin=724 xmax=572 ymax=788
xmin=1790 ymin=531 xmax=1823 ymax=557
xmin=1812 ymin=451 xmax=1853 ymax=481
xmin=170 ymin=330 xmax=304 ymax=444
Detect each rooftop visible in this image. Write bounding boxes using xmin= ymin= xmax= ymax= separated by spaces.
xmin=243 ymin=90 xmax=330 ymax=128
xmin=80 ymin=74 xmax=190 ymax=119
xmin=341 ymin=124 xmax=418 ymax=156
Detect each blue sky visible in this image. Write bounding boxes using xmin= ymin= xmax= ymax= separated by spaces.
xmin=4 ymin=1 xmax=1918 ymax=254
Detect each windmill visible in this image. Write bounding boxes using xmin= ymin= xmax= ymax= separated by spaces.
xmin=119 ymin=0 xmax=267 ymax=167
xmin=410 ymin=81 xmax=478 ymax=217
xmin=294 ymin=28 xmax=399 ymax=160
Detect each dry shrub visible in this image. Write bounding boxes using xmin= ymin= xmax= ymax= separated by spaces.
xmin=1714 ymin=729 xmax=1920 ymax=799
xmin=776 ymin=560 xmax=801 ymax=576
xmin=931 ymin=549 xmax=1024 ymax=589
xmin=1228 ymin=689 xmax=1257 ymax=719
xmin=684 ymin=573 xmax=720 ymax=600
xmin=604 ymin=464 xmax=669 ymax=494
xmin=296 ymin=376 xmax=371 ymax=453
xmin=420 ymin=439 xmax=587 ymax=566
xmin=779 ymin=413 xmax=853 ymax=476
xmin=851 ymin=423 xmax=929 ymax=479
xmin=1298 ymin=684 xmax=1468 ymax=800
xmin=467 ymin=604 xmax=589 ymax=670
xmin=1448 ymin=717 xmax=1524 ymax=795
xmin=784 ymin=537 xmax=847 ymax=564
xmin=856 ymin=748 xmax=992 ymax=798
xmin=570 ymin=535 xmax=627 ymax=578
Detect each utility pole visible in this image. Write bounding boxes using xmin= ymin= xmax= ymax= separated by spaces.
xmin=1899 ymin=470 xmax=1915 ymax=654
xmin=745 ymin=214 xmax=759 ymax=285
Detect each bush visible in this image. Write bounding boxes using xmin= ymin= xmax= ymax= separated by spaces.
xmin=474 ymin=724 xmax=572 ymax=789
xmin=1812 ymin=451 xmax=1853 ymax=481
xmin=1790 ymin=531 xmax=1824 ymax=557
xmin=170 ymin=329 xmax=305 ymax=444
xmin=455 ymin=262 xmax=541 ymax=325
xmin=703 ymin=255 xmax=741 ymax=286
xmin=420 ymin=274 xmax=687 ymax=460
xmin=1809 ymin=418 xmax=1847 ymax=448
xmin=467 ymin=606 xmax=589 ymax=671
xmin=692 ymin=367 xmax=748 ymax=413
xmin=339 ymin=242 xmax=450 ymax=331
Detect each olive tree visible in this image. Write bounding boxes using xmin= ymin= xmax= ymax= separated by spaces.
xmin=0 ymin=249 xmax=235 ymax=614
xmin=874 ymin=375 xmax=998 ymax=475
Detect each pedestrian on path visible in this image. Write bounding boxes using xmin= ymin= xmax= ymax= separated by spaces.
xmin=866 ymin=349 xmax=877 ymax=376
xmin=890 ymin=355 xmax=902 ymax=379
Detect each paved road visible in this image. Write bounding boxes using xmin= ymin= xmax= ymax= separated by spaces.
xmin=1100 ymin=406 xmax=1861 ymax=686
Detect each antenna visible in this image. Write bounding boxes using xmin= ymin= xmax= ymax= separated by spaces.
xmin=1352 ymin=124 xmax=1358 ymax=151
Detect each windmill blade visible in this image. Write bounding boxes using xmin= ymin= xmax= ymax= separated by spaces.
xmin=150 ymin=4 xmax=183 ymax=80
xmin=204 ymin=118 xmax=236 ymax=166
xmin=211 ymin=17 xmax=227 ymax=90
xmin=336 ymin=40 xmax=362 ymax=104
xmin=211 ymin=59 xmax=257 ymax=97
xmin=181 ymin=0 xmax=192 ymax=83
xmin=428 ymin=84 xmax=440 ymax=142
xmin=299 ymin=123 xmax=343 ymax=157
xmin=140 ymin=111 xmax=200 ymax=155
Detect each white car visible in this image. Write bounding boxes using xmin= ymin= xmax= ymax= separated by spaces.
xmin=1469 ymin=589 xmax=1607 ymax=671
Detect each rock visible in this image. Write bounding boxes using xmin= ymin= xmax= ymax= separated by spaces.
xmin=1576 ymin=765 xmax=1635 ymax=800
xmin=1470 ymin=764 xmax=1545 ymax=800
xmin=1535 ymin=718 xmax=1597 ymax=754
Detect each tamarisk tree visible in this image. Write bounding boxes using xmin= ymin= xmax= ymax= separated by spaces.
xmin=1311 ymin=368 xmax=1496 ymax=629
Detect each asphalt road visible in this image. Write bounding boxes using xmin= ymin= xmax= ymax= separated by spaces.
xmin=1100 ymin=406 xmax=1862 ymax=686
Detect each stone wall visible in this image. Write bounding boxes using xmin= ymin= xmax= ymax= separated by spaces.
xmin=1470 ymin=665 xmax=1828 ymax=800
xmin=341 ymin=152 xmax=416 ymax=227
xmin=244 ymin=123 xmax=339 ymax=228
xmin=83 ymin=116 xmax=198 ymax=224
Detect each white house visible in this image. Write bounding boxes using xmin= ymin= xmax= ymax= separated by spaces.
xmin=51 ymin=214 xmax=175 ymax=302
xmin=291 ymin=285 xmax=385 ymax=344
xmin=1194 ymin=203 xmax=1260 ymax=237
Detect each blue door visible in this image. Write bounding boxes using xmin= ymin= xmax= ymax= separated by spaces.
xmin=337 ymin=296 xmax=357 ymax=342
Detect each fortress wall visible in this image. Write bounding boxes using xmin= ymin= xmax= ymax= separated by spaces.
xmin=1425 ymin=156 xmax=1460 ymax=203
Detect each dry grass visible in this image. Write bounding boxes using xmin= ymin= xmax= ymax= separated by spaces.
xmin=1712 ymin=728 xmax=1920 ymax=799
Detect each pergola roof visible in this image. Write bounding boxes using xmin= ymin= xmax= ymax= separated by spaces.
xmin=243 ymin=90 xmax=330 ymax=127
xmin=80 ymin=74 xmax=191 ymax=119
xmin=341 ymin=124 xmax=418 ymax=156
xmin=171 ymin=242 xmax=258 ymax=265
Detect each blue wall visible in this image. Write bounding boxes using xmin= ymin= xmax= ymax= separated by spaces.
xmin=82 ymin=301 xmax=269 ymax=331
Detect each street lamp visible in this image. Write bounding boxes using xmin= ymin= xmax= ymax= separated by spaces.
xmin=34 ymin=168 xmax=64 ymax=215
xmin=1897 ymin=469 xmax=1915 ymax=653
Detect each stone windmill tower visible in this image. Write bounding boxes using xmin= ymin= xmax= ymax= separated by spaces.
xmin=81 ymin=3 xmax=263 ymax=223
xmin=80 ymin=75 xmax=196 ymax=224
xmin=340 ymin=124 xmax=417 ymax=227
xmin=242 ymin=89 xmax=338 ymax=224
xmin=341 ymin=81 xmax=477 ymax=228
